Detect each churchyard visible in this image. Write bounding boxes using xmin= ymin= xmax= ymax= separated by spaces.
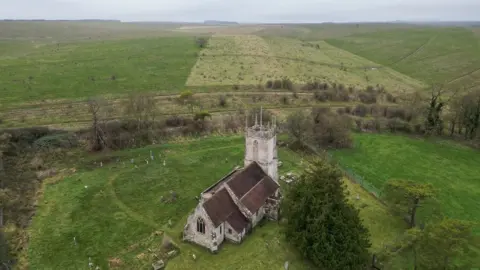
xmin=1 ymin=20 xmax=480 ymax=269
xmin=25 ymin=136 xmax=405 ymax=269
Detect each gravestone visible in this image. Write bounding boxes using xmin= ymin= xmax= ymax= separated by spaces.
xmin=152 ymin=260 xmax=165 ymax=270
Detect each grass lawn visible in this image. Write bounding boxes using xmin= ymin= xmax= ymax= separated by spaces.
xmin=0 ymin=36 xmax=200 ymax=105
xmin=327 ymin=27 xmax=480 ymax=91
xmin=332 ymin=133 xmax=480 ymax=228
xmin=26 ymin=135 xmax=404 ymax=269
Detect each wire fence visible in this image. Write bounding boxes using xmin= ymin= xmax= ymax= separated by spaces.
xmin=304 ymin=142 xmax=384 ymax=199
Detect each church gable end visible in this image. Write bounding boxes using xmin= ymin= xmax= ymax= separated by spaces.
xmin=202 ymin=188 xmax=248 ymax=232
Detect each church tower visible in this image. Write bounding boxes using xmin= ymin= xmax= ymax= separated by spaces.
xmin=244 ymin=108 xmax=278 ymax=183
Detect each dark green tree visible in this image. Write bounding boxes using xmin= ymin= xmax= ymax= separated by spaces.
xmin=283 ymin=158 xmax=371 ymax=269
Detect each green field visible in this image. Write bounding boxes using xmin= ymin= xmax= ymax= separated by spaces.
xmin=0 ymin=36 xmax=200 ymax=104
xmin=327 ymin=27 xmax=480 ymax=91
xmin=26 ymin=136 xmax=403 ymax=269
xmin=332 ymin=133 xmax=480 ymax=226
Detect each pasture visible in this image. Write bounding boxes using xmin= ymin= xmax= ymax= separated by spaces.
xmin=26 ymin=136 xmax=404 ymax=269
xmin=187 ymin=34 xmax=425 ymax=92
xmin=0 ymin=36 xmax=200 ymax=104
xmin=327 ymin=27 xmax=480 ymax=91
xmin=332 ymin=133 xmax=480 ymax=228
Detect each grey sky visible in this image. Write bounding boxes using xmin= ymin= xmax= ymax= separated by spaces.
xmin=1 ymin=0 xmax=479 ymax=22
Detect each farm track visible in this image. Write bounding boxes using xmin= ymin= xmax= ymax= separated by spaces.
xmin=0 ymin=90 xmax=308 ymax=111
xmin=1 ymin=103 xmax=356 ymax=130
xmin=391 ymin=34 xmax=438 ymax=66
xmin=200 ymin=53 xmax=383 ymax=70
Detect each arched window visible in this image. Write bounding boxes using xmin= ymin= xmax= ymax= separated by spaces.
xmin=253 ymin=140 xmax=259 ymax=161
xmin=196 ymin=217 xmax=205 ymax=234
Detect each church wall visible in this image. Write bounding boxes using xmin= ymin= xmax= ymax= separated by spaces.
xmin=183 ymin=204 xmax=222 ymax=251
xmin=224 ymin=222 xmax=242 ymax=243
xmin=215 ymin=223 xmax=225 ymax=245
xmin=251 ymin=205 xmax=266 ymax=227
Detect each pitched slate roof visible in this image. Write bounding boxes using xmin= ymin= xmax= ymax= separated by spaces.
xmin=226 ymin=162 xmax=266 ymax=199
xmin=202 ymin=188 xmax=248 ymax=232
xmin=240 ymin=176 xmax=279 ymax=213
xmin=201 ymin=161 xmax=279 ymax=232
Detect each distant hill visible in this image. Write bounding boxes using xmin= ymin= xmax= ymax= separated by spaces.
xmin=204 ymin=20 xmax=239 ymax=25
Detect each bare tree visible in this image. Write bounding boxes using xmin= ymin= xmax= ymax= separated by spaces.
xmin=87 ymin=98 xmax=106 ymax=151
xmin=123 ymin=93 xmax=158 ymax=131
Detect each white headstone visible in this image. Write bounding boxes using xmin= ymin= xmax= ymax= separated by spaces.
xmin=284 ymin=261 xmax=289 ymax=270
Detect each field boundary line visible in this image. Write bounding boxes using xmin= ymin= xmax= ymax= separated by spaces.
xmin=391 ymin=34 xmax=437 ymax=66
xmin=445 ymin=67 xmax=480 ymax=85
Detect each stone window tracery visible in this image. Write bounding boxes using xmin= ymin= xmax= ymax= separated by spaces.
xmin=196 ymin=217 xmax=205 ymax=234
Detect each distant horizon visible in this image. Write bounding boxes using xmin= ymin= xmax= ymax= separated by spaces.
xmin=2 ymin=18 xmax=480 ymax=25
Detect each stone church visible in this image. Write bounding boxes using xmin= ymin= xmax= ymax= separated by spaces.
xmin=183 ymin=113 xmax=281 ymax=252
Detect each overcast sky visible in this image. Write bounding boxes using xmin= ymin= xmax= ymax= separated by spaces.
xmin=1 ymin=0 xmax=479 ymax=23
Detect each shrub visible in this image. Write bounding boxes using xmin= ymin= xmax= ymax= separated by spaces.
xmin=165 ymin=115 xmax=186 ymax=127
xmin=352 ymin=104 xmax=368 ymax=117
xmin=387 ymin=118 xmax=412 ymax=133
xmin=314 ymin=91 xmax=328 ymax=102
xmin=386 ymin=93 xmax=396 ymax=103
xmin=194 ymin=111 xmax=212 ymax=121
xmin=265 ymin=80 xmax=273 ymax=89
xmin=311 ymin=112 xmax=353 ymax=149
xmin=232 ymin=84 xmax=239 ymax=90
xmin=178 ymin=90 xmax=193 ymax=102
xmin=282 ymin=78 xmax=294 ymax=90
xmin=292 ymin=91 xmax=299 ymax=99
xmin=218 ymin=95 xmax=227 ymax=107
xmin=336 ymin=107 xmax=346 ymax=115
xmin=272 ymin=79 xmax=283 ymax=89
xmin=195 ymin=37 xmax=208 ymax=48
xmin=280 ymin=96 xmax=290 ymax=105
xmin=358 ymin=91 xmax=377 ymax=104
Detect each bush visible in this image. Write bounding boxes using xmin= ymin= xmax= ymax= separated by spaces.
xmin=194 ymin=111 xmax=212 ymax=121
xmin=314 ymin=91 xmax=328 ymax=102
xmin=358 ymin=91 xmax=377 ymax=104
xmin=272 ymin=79 xmax=283 ymax=89
xmin=352 ymin=104 xmax=368 ymax=117
xmin=292 ymin=91 xmax=299 ymax=99
xmin=282 ymin=78 xmax=294 ymax=90
xmin=265 ymin=80 xmax=273 ymax=89
xmin=195 ymin=37 xmax=208 ymax=48
xmin=178 ymin=91 xmax=194 ymax=103
xmin=387 ymin=118 xmax=412 ymax=133
xmin=165 ymin=115 xmax=186 ymax=127
xmin=218 ymin=95 xmax=227 ymax=107
xmin=232 ymin=84 xmax=239 ymax=90
xmin=386 ymin=93 xmax=397 ymax=103
xmin=280 ymin=96 xmax=290 ymax=105
xmin=312 ymin=112 xmax=353 ymax=149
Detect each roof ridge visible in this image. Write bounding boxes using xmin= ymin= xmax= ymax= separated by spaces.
xmin=240 ymin=176 xmax=266 ymax=200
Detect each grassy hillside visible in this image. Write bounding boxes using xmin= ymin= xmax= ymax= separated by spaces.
xmin=332 ymin=133 xmax=480 ymax=227
xmin=0 ymin=21 xmax=183 ymax=42
xmin=0 ymin=36 xmax=200 ymax=104
xmin=26 ymin=136 xmax=404 ymax=269
xmin=187 ymin=34 xmax=424 ymax=92
xmin=327 ymin=27 xmax=480 ymax=91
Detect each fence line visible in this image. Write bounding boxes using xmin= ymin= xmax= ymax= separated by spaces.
xmin=301 ymin=142 xmax=384 ymax=200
